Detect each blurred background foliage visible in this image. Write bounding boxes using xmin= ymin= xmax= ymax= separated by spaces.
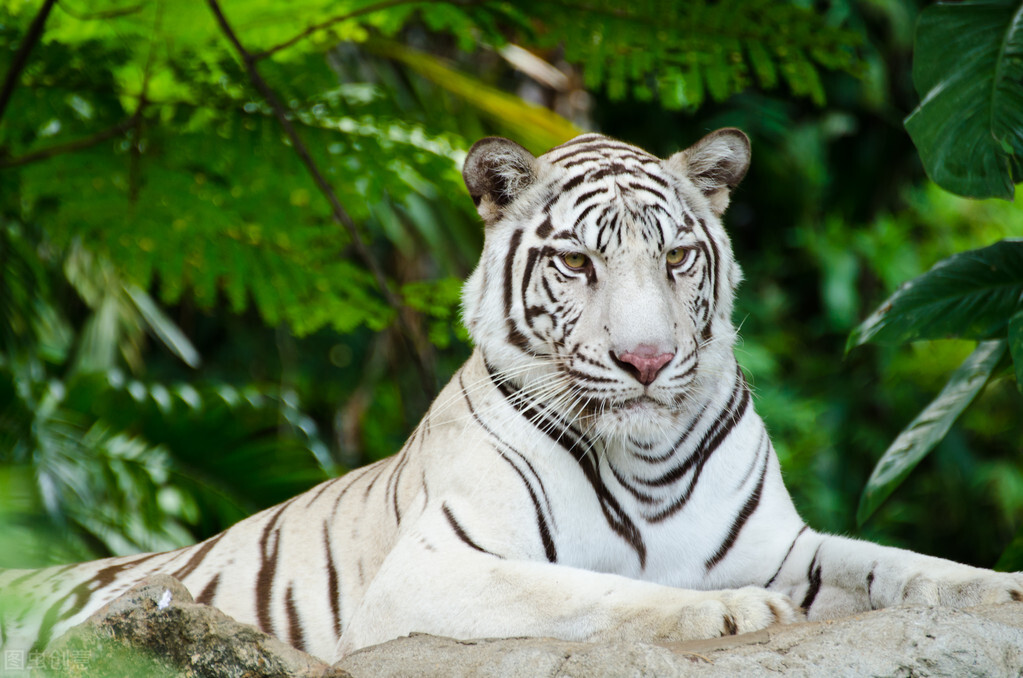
xmin=0 ymin=0 xmax=1020 ymax=571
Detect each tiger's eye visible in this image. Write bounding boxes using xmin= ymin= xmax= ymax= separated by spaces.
xmin=561 ymin=252 xmax=589 ymax=269
xmin=666 ymin=247 xmax=689 ymax=265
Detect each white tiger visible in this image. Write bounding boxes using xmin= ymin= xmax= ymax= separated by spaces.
xmin=2 ymin=129 xmax=1021 ymax=662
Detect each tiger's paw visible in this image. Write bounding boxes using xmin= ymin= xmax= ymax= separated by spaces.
xmin=650 ymin=587 xmax=801 ymax=642
xmin=898 ymin=569 xmax=1023 ymax=608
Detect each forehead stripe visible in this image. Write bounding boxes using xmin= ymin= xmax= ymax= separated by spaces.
xmin=573 ymin=188 xmax=606 ymax=207
xmin=560 ymin=173 xmax=587 ymax=193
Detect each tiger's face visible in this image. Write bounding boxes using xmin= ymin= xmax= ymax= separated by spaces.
xmin=461 ymin=131 xmax=749 ymax=440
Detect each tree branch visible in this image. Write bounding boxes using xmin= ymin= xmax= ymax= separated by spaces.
xmin=0 ymin=116 xmax=137 ymax=169
xmin=0 ymin=0 xmax=58 ymax=126
xmin=205 ymin=0 xmax=436 ymax=397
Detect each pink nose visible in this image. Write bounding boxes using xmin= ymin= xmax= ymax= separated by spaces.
xmin=612 ymin=346 xmax=674 ymax=386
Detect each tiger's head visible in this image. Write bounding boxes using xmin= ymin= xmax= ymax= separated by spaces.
xmin=461 ymin=130 xmax=749 ymax=441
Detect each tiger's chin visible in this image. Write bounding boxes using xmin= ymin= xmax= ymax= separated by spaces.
xmin=586 ymin=395 xmax=683 ymax=442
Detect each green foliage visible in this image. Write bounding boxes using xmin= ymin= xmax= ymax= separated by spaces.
xmin=848 ymin=0 xmax=1023 ymax=545
xmin=849 ymin=240 xmax=1023 ymax=346
xmin=905 ymin=0 xmax=1023 ymax=199
xmin=855 ymin=340 xmax=1006 ymax=525
xmin=531 ymin=0 xmax=860 ymax=109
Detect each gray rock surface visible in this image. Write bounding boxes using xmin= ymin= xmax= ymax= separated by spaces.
xmin=51 ymin=575 xmax=1023 ymax=677
xmin=338 ymin=603 xmax=1023 ymax=677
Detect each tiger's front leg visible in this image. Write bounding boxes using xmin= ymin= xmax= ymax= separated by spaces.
xmin=335 ymin=511 xmax=801 ymax=659
xmin=767 ymin=528 xmax=1023 ymax=619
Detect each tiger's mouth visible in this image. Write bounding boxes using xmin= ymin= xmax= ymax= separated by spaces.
xmin=614 ymin=396 xmax=660 ymax=411
xmin=580 ymin=394 xmax=670 ymax=418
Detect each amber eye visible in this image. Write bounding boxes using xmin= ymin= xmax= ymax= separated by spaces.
xmin=560 ymin=252 xmax=590 ymax=270
xmin=666 ymin=247 xmax=690 ymax=266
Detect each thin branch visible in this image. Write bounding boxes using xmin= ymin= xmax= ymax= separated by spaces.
xmin=205 ymin=0 xmax=436 ymax=397
xmin=0 ymin=116 xmax=137 ymax=169
xmin=252 ymin=0 xmax=438 ymax=62
xmin=0 ymin=0 xmax=58 ymax=125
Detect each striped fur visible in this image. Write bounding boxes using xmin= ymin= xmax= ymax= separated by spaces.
xmin=2 ymin=130 xmax=1021 ymax=661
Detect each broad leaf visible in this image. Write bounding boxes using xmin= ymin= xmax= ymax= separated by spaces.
xmin=849 ymin=239 xmax=1023 ymax=348
xmin=905 ymin=0 xmax=1023 ymax=199
xmin=1010 ymin=309 xmax=1023 ymax=393
xmin=856 ymin=340 xmax=1007 ymax=525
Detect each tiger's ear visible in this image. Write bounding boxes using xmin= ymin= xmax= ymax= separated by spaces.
xmin=667 ymin=128 xmax=750 ymax=215
xmin=462 ymin=137 xmax=537 ymax=223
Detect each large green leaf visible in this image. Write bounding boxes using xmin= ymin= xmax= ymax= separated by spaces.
xmin=856 ymin=340 xmax=1007 ymax=525
xmin=849 ymin=239 xmax=1023 ymax=348
xmin=904 ymin=0 xmax=1023 ymax=199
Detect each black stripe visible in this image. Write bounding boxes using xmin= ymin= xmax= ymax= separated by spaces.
xmin=633 ymin=403 xmax=710 ymax=463
xmin=285 ymin=583 xmax=307 ymax=651
xmin=488 ymin=364 xmax=646 ymax=568
xmin=608 ymin=462 xmax=658 ymax=505
xmin=7 ymin=563 xmax=75 ymax=590
xmin=386 ymin=447 xmax=410 ymax=526
xmin=462 ymin=370 xmax=557 ymax=562
xmin=303 ymin=476 xmax=345 ymax=509
xmin=323 ymin=521 xmax=343 ymax=638
xmin=643 ymin=368 xmax=747 ymax=488
xmin=573 ymin=188 xmax=604 ymax=206
xmin=442 ymin=502 xmax=501 ymax=557
xmin=34 ymin=552 xmax=162 ymax=652
xmin=765 ymin=525 xmax=809 ymax=588
xmin=361 ymin=461 xmax=387 ymax=499
xmin=704 ymin=441 xmax=769 ymax=570
xmin=330 ymin=464 xmax=377 ymax=515
xmin=170 ymin=532 xmax=225 ymax=581
xmin=255 ymin=497 xmax=298 ymax=636
xmin=701 ymin=225 xmax=723 ymax=340
xmin=560 ymin=173 xmax=587 ymax=193
xmin=502 ymin=228 xmax=532 ymax=351
xmin=196 ymin=573 xmax=220 ymax=605
xmin=535 ymin=216 xmax=553 ymax=238
xmin=646 ymin=371 xmax=750 ymax=523
xmin=555 ymin=145 xmax=656 ymax=167
xmin=801 ymin=546 xmax=824 ymax=611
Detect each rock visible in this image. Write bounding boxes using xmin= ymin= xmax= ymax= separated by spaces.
xmin=50 ymin=575 xmax=1023 ymax=677
xmin=47 ymin=575 xmax=341 ymax=678
xmin=337 ymin=604 xmax=1023 ymax=678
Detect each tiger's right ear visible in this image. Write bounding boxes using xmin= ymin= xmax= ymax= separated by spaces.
xmin=462 ymin=137 xmax=537 ymax=223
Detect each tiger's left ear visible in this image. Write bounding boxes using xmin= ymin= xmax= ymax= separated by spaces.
xmin=463 ymin=137 xmax=537 ymax=224
xmin=667 ymin=128 xmax=751 ymax=216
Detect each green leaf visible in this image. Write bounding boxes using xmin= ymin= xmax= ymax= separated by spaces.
xmin=125 ymin=285 xmax=201 ymax=369
xmin=366 ymin=39 xmax=582 ymax=153
xmin=856 ymin=339 xmax=1007 ymax=525
xmin=904 ymin=0 xmax=1023 ymax=199
xmin=849 ymin=239 xmax=1023 ymax=348
xmin=1010 ymin=309 xmax=1023 ymax=393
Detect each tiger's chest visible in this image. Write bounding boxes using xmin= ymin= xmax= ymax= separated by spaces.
xmin=417 ymin=356 xmax=791 ymax=591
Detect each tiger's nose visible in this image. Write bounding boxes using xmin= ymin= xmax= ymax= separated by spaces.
xmin=611 ymin=346 xmax=675 ymax=386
